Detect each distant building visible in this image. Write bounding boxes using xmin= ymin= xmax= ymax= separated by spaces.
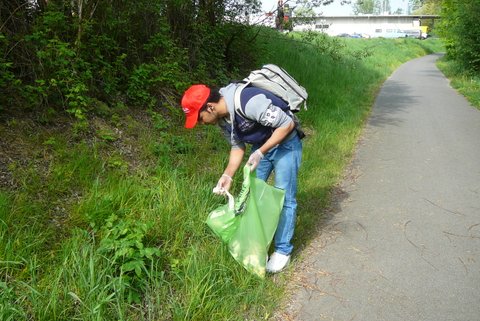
xmin=294 ymin=15 xmax=440 ymax=38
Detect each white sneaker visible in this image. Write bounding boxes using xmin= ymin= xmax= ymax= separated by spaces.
xmin=266 ymin=252 xmax=291 ymax=273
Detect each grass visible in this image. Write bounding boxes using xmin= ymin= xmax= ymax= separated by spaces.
xmin=0 ymin=31 xmax=444 ymax=320
xmin=436 ymin=58 xmax=480 ymax=110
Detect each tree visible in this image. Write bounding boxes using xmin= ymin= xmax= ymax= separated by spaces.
xmin=3 ymin=0 xmax=358 ymax=116
xmin=353 ymin=0 xmax=377 ymax=14
xmin=293 ymin=0 xmax=316 ymax=26
xmin=410 ymin=0 xmax=441 ymax=14
xmin=409 ymin=0 xmax=422 ymax=12
xmin=377 ymin=0 xmax=391 ymax=14
xmin=353 ymin=0 xmax=391 ymax=15
xmin=0 ymin=0 xmax=268 ymax=116
xmin=439 ymin=0 xmax=480 ymax=72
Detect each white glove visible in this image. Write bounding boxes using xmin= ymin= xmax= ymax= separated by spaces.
xmin=213 ymin=174 xmax=233 ymax=195
xmin=247 ymin=149 xmax=264 ymax=171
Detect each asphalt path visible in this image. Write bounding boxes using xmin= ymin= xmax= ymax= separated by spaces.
xmin=277 ymin=54 xmax=480 ymax=321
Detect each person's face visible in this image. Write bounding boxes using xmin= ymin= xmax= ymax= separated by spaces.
xmin=198 ymin=104 xmax=219 ymax=125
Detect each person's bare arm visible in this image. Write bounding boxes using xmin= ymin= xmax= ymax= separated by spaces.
xmin=224 ymin=147 xmax=245 ymax=178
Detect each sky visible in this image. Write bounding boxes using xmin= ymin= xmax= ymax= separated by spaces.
xmin=261 ymin=0 xmax=411 ymax=16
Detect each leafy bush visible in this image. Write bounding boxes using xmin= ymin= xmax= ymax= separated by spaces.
xmin=97 ymin=215 xmax=161 ymax=303
xmin=0 ymin=34 xmax=21 ymax=110
xmin=21 ymin=11 xmax=92 ymax=118
xmin=439 ymin=0 xmax=480 ymax=72
xmin=127 ymin=61 xmax=187 ymax=108
xmin=298 ymin=31 xmax=372 ymax=62
xmin=1 ymin=0 xmax=259 ymax=118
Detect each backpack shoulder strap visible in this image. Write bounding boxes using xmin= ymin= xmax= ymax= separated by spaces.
xmin=233 ymin=82 xmax=249 ymax=119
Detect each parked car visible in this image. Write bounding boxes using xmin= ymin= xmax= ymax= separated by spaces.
xmin=336 ymin=33 xmax=367 ymax=39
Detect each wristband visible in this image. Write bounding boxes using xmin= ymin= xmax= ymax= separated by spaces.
xmin=221 ymin=174 xmax=233 ymax=181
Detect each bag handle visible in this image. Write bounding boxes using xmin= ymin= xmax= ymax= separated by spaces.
xmin=225 ymin=190 xmax=234 ymax=211
xmin=212 ymin=165 xmax=252 ymax=214
xmin=212 ymin=187 xmax=235 ymax=210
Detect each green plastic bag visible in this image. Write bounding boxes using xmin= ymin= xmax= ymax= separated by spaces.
xmin=206 ymin=165 xmax=285 ymax=277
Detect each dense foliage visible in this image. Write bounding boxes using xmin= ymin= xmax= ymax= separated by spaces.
xmin=409 ymin=0 xmax=441 ymax=14
xmin=0 ymin=0 xmax=261 ymax=116
xmin=438 ymin=0 xmax=480 ymax=72
xmin=352 ymin=0 xmax=387 ymax=15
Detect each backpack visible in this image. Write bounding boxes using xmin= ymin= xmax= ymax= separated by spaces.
xmin=234 ymin=64 xmax=308 ymax=119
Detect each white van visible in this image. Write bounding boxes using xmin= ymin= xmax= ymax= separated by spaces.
xmin=403 ymin=29 xmax=422 ymax=39
xmin=372 ymin=28 xmax=407 ymax=38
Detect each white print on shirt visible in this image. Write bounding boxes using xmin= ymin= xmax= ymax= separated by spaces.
xmin=259 ymin=105 xmax=281 ymax=127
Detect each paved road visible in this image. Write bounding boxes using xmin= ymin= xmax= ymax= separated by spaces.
xmin=280 ymin=54 xmax=480 ymax=321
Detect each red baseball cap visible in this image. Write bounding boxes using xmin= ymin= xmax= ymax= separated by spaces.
xmin=181 ymin=84 xmax=210 ymax=128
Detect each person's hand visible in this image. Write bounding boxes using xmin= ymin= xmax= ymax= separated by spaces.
xmin=247 ymin=149 xmax=264 ymax=171
xmin=213 ymin=174 xmax=233 ymax=195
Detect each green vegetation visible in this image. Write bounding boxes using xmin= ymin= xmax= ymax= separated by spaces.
xmin=438 ymin=0 xmax=480 ymax=73
xmin=0 ymin=0 xmax=262 ymax=116
xmin=434 ymin=0 xmax=479 ymax=110
xmin=437 ymin=59 xmax=480 ymax=110
xmin=0 ymin=30 xmax=443 ymax=320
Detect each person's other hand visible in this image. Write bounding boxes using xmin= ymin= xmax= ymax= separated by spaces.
xmin=213 ymin=174 xmax=233 ymax=195
xmin=247 ymin=150 xmax=264 ymax=171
